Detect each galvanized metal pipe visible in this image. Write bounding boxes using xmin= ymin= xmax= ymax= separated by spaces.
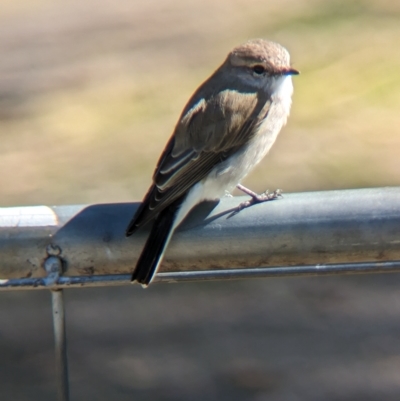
xmin=0 ymin=187 xmax=400 ymax=290
xmin=51 ymin=289 xmax=69 ymax=401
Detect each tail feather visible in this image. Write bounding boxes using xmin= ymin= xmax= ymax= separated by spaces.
xmin=126 ymin=186 xmax=158 ymax=236
xmin=132 ymin=197 xmax=183 ymax=286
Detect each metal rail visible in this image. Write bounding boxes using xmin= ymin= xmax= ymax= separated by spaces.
xmin=1 ymin=260 xmax=400 ymax=290
xmin=1 ymin=187 xmax=400 ymax=401
xmin=1 ymin=187 xmax=400 ymax=285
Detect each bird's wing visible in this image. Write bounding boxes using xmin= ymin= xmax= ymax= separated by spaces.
xmin=126 ymin=89 xmax=271 ymax=235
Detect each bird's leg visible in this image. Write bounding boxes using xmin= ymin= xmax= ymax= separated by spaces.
xmin=235 ymin=184 xmax=282 ymax=211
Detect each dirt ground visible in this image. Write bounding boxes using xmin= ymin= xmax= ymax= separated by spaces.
xmin=2 ymin=275 xmax=400 ymax=400
xmin=1 ymin=0 xmax=400 ymax=399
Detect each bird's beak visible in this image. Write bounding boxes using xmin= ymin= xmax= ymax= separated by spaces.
xmin=284 ymin=68 xmax=300 ymax=76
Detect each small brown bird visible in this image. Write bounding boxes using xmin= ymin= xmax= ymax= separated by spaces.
xmin=126 ymin=39 xmax=298 ymax=286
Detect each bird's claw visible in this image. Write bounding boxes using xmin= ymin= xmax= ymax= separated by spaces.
xmin=235 ymin=188 xmax=283 ymax=212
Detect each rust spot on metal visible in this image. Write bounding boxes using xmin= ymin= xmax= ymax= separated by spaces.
xmin=82 ymin=266 xmax=94 ymax=275
xmin=46 ymin=243 xmax=62 ymax=256
xmin=377 ymin=250 xmax=386 ymax=260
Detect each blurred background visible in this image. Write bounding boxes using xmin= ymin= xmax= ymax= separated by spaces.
xmin=1 ymin=0 xmax=400 ymax=399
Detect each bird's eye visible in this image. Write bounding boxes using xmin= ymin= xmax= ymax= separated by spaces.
xmin=252 ymin=65 xmax=265 ymax=75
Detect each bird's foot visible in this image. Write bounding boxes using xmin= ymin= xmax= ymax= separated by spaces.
xmin=235 ymin=184 xmax=282 ymax=212
xmin=224 ymin=190 xmax=233 ymax=198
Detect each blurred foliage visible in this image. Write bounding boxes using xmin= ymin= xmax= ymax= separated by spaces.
xmin=0 ymin=0 xmax=400 ymax=206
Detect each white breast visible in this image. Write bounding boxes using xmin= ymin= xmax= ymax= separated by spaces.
xmin=210 ymin=74 xmax=294 ymax=190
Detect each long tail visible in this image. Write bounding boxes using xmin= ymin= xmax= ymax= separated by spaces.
xmin=132 ymin=197 xmax=183 ymax=286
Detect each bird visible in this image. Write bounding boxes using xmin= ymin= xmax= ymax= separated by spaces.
xmin=126 ymin=38 xmax=299 ymax=286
